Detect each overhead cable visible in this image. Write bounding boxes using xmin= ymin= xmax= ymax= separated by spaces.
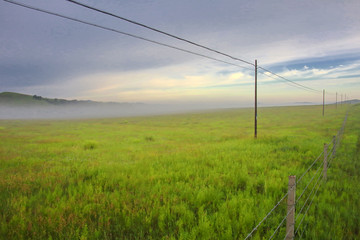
xmin=258 ymin=66 xmax=322 ymax=93
xmin=4 ymin=0 xmax=324 ymax=94
xmin=65 ymin=0 xmax=255 ymax=66
xmin=3 ymin=0 xmax=253 ymax=71
xmin=69 ymin=0 xmax=324 ymax=94
xmin=258 ymin=70 xmax=320 ymax=93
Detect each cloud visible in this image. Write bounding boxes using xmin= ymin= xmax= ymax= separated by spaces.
xmin=257 ymin=59 xmax=360 ymax=100
xmin=8 ymin=55 xmax=359 ymax=106
xmin=21 ymin=60 xmax=255 ymax=103
xmin=1 ymin=0 xmax=360 ymax=105
xmin=229 ymin=72 xmax=244 ymax=80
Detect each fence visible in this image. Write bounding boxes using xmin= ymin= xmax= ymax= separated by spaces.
xmin=244 ymin=112 xmax=348 ymax=239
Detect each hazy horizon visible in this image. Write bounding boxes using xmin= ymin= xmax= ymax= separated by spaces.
xmin=1 ymin=0 xmax=359 ymax=106
xmin=1 ymin=91 xmax=352 ymax=119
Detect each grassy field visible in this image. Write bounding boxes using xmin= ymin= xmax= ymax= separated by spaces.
xmin=0 ymin=104 xmax=359 ymax=239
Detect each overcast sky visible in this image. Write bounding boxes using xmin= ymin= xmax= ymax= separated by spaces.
xmin=1 ymin=0 xmax=360 ymax=107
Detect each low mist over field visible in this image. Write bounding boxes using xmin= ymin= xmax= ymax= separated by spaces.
xmin=0 ymin=92 xmax=227 ymax=119
xmin=2 ymin=92 xmax=359 ymax=119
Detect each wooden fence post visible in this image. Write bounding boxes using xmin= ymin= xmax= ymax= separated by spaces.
xmin=323 ymin=144 xmax=328 ymax=180
xmin=286 ymin=175 xmax=296 ymax=240
xmin=332 ymin=136 xmax=336 ymax=156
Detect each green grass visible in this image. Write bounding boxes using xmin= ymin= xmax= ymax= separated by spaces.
xmin=298 ymin=104 xmax=360 ymax=239
xmin=0 ymin=104 xmax=358 ymax=239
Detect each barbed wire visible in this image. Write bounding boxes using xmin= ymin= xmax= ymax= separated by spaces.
xmin=268 ymin=203 xmax=295 ymax=240
xmin=327 ymin=149 xmax=334 ymax=164
xmin=244 ymin=111 xmax=348 ymax=239
xmin=3 ymin=2 xmax=351 ymax=238
xmin=298 ymin=222 xmax=309 ymax=239
xmin=296 ymin=151 xmax=323 ymax=185
xmin=294 ymin=173 xmax=324 ymax=236
xmin=243 ymin=189 xmax=291 ymax=240
xmin=296 ymin=170 xmax=324 ymax=222
xmin=296 ymin=159 xmax=325 ymax=203
xmin=283 ymin=168 xmax=324 ymax=239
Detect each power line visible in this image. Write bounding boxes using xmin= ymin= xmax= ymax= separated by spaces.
xmin=65 ymin=0 xmax=255 ymax=67
xmin=3 ymin=0 xmax=253 ymax=72
xmin=4 ymin=0 xmax=325 ymax=95
xmin=258 ymin=66 xmax=322 ymax=93
xmin=65 ymin=0 xmax=321 ymax=93
xmin=65 ymin=0 xmax=323 ymax=94
xmin=258 ymin=70 xmax=320 ymax=93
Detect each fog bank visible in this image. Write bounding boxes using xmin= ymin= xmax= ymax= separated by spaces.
xmin=0 ymin=103 xmax=230 ymax=120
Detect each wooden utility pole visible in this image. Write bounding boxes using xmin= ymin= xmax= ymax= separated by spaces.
xmin=336 ymin=92 xmax=337 ymax=108
xmin=341 ymin=94 xmax=343 ymax=105
xmin=254 ymin=59 xmax=258 ymax=138
xmin=322 ymin=89 xmax=325 ymax=116
xmin=286 ymin=175 xmax=296 ymax=240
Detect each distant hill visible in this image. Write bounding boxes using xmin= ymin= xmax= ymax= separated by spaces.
xmin=0 ymin=92 xmax=48 ymax=106
xmin=343 ymin=99 xmax=360 ymax=104
xmin=0 ymin=92 xmax=102 ymax=106
xmin=0 ymin=92 xmax=154 ymax=119
xmin=330 ymin=99 xmax=360 ymax=105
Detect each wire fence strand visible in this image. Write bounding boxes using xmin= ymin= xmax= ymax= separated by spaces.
xmin=296 ymin=151 xmax=323 ymax=185
xmin=268 ymin=203 xmax=296 ymax=240
xmin=296 ymin=159 xmax=325 ymax=203
xmin=296 ymin=170 xmax=324 ymax=221
xmin=295 ymin=174 xmax=324 ymax=236
xmin=244 ymin=111 xmax=348 ymax=240
xmin=243 ymin=190 xmax=291 ymax=240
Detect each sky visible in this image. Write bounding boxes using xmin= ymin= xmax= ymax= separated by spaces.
xmin=1 ymin=0 xmax=360 ymax=108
